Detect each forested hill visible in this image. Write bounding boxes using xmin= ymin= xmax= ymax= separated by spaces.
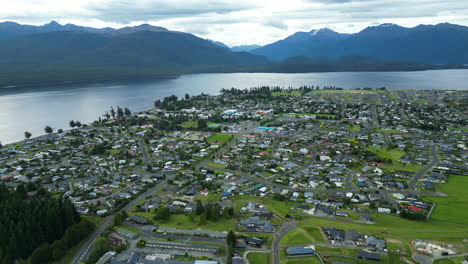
xmin=0 ymin=184 xmax=94 ymax=264
xmin=0 ymin=29 xmax=269 ymax=87
xmin=251 ymin=23 xmax=468 ymax=64
xmin=0 ymin=21 xmax=466 ymax=87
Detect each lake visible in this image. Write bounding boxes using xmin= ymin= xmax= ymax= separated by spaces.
xmin=0 ymin=70 xmax=467 ymax=144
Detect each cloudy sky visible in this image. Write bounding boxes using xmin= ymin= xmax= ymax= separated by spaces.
xmin=1 ymin=0 xmax=467 ymax=46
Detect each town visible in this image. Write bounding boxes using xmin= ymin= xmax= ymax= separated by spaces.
xmin=0 ymin=87 xmax=466 ymax=264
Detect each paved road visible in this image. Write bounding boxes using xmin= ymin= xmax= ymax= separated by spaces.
xmin=139 ymin=139 xmax=151 ymax=166
xmin=273 ymin=222 xmax=297 ymax=264
xmin=409 ymin=144 xmax=439 ymax=189
xmin=71 ymin=180 xmax=168 ymax=264
xmin=433 ymin=252 xmax=468 ymax=261
xmin=413 ymin=254 xmax=433 ymax=264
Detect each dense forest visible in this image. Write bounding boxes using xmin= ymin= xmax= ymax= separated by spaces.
xmin=0 ymin=184 xmax=94 ymax=264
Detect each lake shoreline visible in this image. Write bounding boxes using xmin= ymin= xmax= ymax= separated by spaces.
xmin=1 ymin=68 xmax=466 ymax=89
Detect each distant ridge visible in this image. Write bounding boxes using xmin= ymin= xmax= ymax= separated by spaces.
xmin=0 ymin=21 xmax=465 ymax=86
xmin=251 ymin=23 xmax=468 ymax=64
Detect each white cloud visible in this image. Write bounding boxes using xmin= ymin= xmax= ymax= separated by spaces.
xmin=0 ymin=0 xmax=467 ymax=46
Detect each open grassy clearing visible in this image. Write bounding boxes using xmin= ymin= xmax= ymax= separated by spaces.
xmin=296 ymin=213 xmax=468 ymax=252
xmin=309 ymin=89 xmax=380 ymax=94
xmin=280 ymin=228 xmax=314 ymax=245
xmin=424 ymin=176 xmax=468 ymax=225
xmin=366 ymin=147 xmax=405 ymax=161
xmin=284 ymin=255 xmax=322 ymax=264
xmin=234 ymin=195 xmax=296 ymax=217
xmin=247 ymin=252 xmax=272 ymax=264
xmin=375 ymin=129 xmax=402 ymax=134
xmin=366 ymin=147 xmax=424 ymax=172
xmin=207 ymin=162 xmax=226 ymax=169
xmin=154 ymin=214 xmax=236 ymax=232
xmin=349 ymin=124 xmax=361 ymax=131
xmin=433 ymin=256 xmax=467 ymax=264
xmin=272 ymin=90 xmax=303 ymax=96
xmin=206 ymin=133 xmax=233 ymax=144
xmin=179 ymin=120 xmax=197 ymax=128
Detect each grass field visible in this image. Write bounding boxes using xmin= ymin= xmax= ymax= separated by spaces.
xmin=366 ymin=147 xmax=423 ymax=172
xmin=433 ymin=256 xmax=467 ymax=264
xmin=296 ymin=213 xmax=468 ymax=251
xmin=280 ymin=228 xmax=314 ymax=245
xmin=207 ymin=133 xmax=233 ymax=144
xmin=309 ymin=89 xmax=379 ymax=94
xmin=284 ymin=256 xmax=322 ymax=264
xmin=179 ymin=120 xmax=197 ymax=128
xmin=349 ymin=125 xmax=361 ymax=131
xmin=207 ymin=162 xmax=226 ymax=169
xmin=424 ymin=176 xmax=468 ymax=225
xmin=247 ymin=252 xmax=272 ymax=264
xmin=375 ymin=129 xmax=402 ymax=134
xmin=366 ymin=147 xmax=405 ymax=161
xmin=291 ymin=113 xmax=337 ymax=118
xmin=154 ymin=214 xmax=236 ymax=232
xmin=234 ymin=195 xmax=296 ymax=217
xmin=272 ymin=91 xmax=303 ymax=96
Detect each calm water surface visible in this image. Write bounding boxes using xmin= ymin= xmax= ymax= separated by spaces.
xmin=0 ymin=70 xmax=467 ymax=144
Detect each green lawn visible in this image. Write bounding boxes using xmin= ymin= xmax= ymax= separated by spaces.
xmin=309 ymin=89 xmax=379 ymax=94
xmin=315 ymin=246 xmax=357 ymax=257
xmin=280 ymin=229 xmax=314 ymax=245
xmin=297 ymin=212 xmax=468 ymax=252
xmin=301 ymin=226 xmax=326 ymax=243
xmin=234 ymin=195 xmax=296 ymax=217
xmin=273 ymin=91 xmax=303 ymax=96
xmin=433 ymin=256 xmax=467 ymax=264
xmin=321 ymin=256 xmax=354 ymax=263
xmin=196 ymin=193 xmax=222 ymax=203
xmin=247 ymin=252 xmax=272 ymax=264
xmin=349 ymin=125 xmax=361 ymax=131
xmin=366 ymin=147 xmax=423 ymax=172
xmin=424 ymin=176 xmax=468 ymax=225
xmin=375 ymin=129 xmax=402 ymax=134
xmin=179 ymin=120 xmax=197 ymax=128
xmin=284 ymin=256 xmax=322 ymax=264
xmin=207 ymin=133 xmax=233 ymax=144
xmin=154 ymin=214 xmax=236 ymax=232
xmin=207 ymin=162 xmax=226 ymax=169
xmin=117 ymin=224 xmax=142 ymax=234
xmin=366 ymin=147 xmax=405 ymax=161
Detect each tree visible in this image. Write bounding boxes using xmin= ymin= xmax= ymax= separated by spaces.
xmin=31 ymin=243 xmax=51 ymax=264
xmin=195 ymin=200 xmax=204 ymax=215
xmin=197 ymin=119 xmax=207 ymax=129
xmin=117 ymin=106 xmax=124 ymax=118
xmin=124 ymin=107 xmax=132 ymax=116
xmin=198 ymin=213 xmax=207 ymax=225
xmin=0 ymin=141 xmax=2 ymax=149
xmin=75 ymin=121 xmax=82 ymax=127
xmin=44 ymin=126 xmax=53 ymax=134
xmin=58 ymin=129 xmax=63 ymax=133
xmin=110 ymin=107 xmax=116 ymax=119
xmin=153 ymin=207 xmax=171 ymax=221
xmin=185 ymin=93 xmax=190 ymax=100
xmin=24 ymin=131 xmax=32 ymax=139
xmin=69 ymin=120 xmax=76 ymax=128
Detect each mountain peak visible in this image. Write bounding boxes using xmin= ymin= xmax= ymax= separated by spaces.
xmin=309 ymin=28 xmax=336 ymax=35
xmin=45 ymin=20 xmax=61 ymax=26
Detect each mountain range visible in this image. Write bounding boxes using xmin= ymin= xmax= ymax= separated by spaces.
xmin=0 ymin=21 xmax=466 ymax=86
xmin=251 ymin=23 xmax=468 ymax=64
